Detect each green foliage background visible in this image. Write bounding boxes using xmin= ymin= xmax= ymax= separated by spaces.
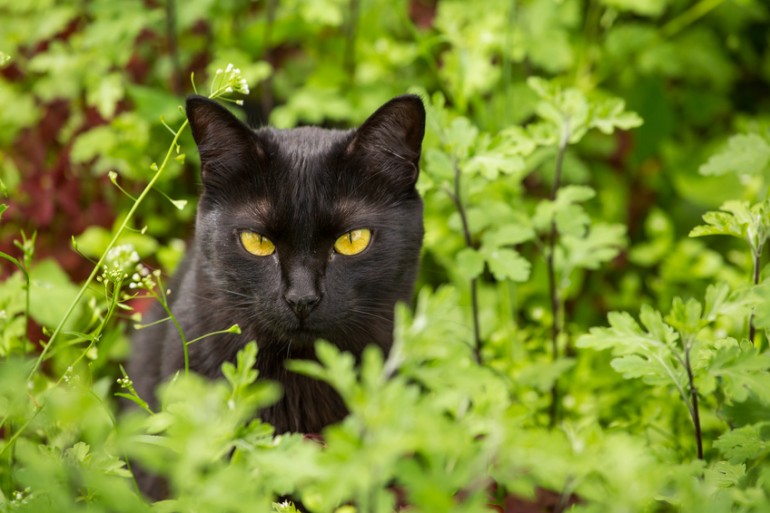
xmin=1 ymin=0 xmax=770 ymax=511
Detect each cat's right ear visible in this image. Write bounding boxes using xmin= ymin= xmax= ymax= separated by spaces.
xmin=346 ymin=94 xmax=426 ymax=188
xmin=186 ymin=95 xmax=263 ymax=181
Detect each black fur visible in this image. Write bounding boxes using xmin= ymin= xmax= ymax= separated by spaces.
xmin=128 ymin=95 xmax=425 ymax=436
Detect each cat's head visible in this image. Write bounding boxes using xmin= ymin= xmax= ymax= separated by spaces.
xmin=186 ymin=95 xmax=425 ymax=354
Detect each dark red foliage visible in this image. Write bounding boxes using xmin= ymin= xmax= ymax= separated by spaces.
xmin=1 ymin=100 xmax=114 ymax=281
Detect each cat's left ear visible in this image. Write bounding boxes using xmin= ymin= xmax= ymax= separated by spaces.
xmin=347 ymin=94 xmax=426 ymax=187
xmin=186 ymin=95 xmax=263 ymax=185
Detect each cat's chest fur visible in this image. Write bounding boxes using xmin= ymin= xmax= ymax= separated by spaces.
xmin=128 ymin=94 xmax=425 ymax=435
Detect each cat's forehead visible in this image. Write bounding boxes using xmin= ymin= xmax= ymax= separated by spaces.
xmin=238 ymin=190 xmax=386 ymax=227
xmin=265 ymin=126 xmax=351 ymax=163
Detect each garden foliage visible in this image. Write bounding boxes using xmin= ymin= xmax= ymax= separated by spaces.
xmin=1 ymin=0 xmax=770 ymax=511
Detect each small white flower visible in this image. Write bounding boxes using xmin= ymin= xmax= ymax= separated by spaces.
xmin=101 ymin=244 xmax=141 ymax=284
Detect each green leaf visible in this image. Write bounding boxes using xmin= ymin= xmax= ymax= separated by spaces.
xmin=465 ymin=152 xmax=525 ymax=180
xmin=589 ymin=97 xmax=643 ymax=133
xmin=73 ymin=226 xmax=113 ymax=257
xmin=288 ymin=341 xmax=358 ymax=404
xmin=222 ymin=341 xmax=258 ymax=392
xmin=704 ymin=461 xmax=746 ymax=489
xmin=747 ymin=281 xmax=770 ymax=331
xmin=707 ymin=344 xmax=770 ymax=403
xmin=516 ymin=358 xmax=576 ymax=392
xmin=666 ymin=297 xmax=703 ymax=338
xmin=702 ymin=283 xmax=731 ymax=323
xmin=533 ymin=185 xmax=595 ymax=235
xmin=126 ymin=83 xmax=185 ymax=122
xmin=561 ymin=223 xmax=626 ymax=271
xmin=456 ymin=247 xmax=485 ymax=280
xmin=424 ymin=148 xmax=454 ymax=183
xmin=87 ymin=72 xmax=124 ymax=119
xmin=481 ymin=224 xmax=535 ymax=249
xmin=713 ymin=423 xmax=770 ymax=464
xmin=578 ymin=305 xmax=686 ymax=390
xmin=169 ymin=198 xmax=187 ymax=211
xmin=628 ymin=208 xmax=674 ymax=266
xmin=482 ymin=247 xmax=531 ymax=282
xmin=700 ymin=133 xmax=770 ymax=177
xmin=689 ymin=202 xmax=750 ymax=240
xmin=71 ymin=125 xmax=117 ymax=164
xmin=444 ymin=116 xmax=478 ymax=160
xmin=29 ymin=259 xmax=83 ymax=330
xmin=610 ymin=354 xmax=681 ymax=386
xmin=73 ymin=226 xmax=158 ymax=259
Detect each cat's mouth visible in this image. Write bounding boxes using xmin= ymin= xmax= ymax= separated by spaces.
xmin=280 ymin=319 xmax=327 ymax=345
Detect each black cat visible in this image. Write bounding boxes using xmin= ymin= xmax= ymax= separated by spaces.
xmin=128 ymin=94 xmax=425 ymax=437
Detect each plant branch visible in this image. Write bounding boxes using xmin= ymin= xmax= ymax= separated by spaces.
xmin=683 ymin=340 xmax=704 ymax=460
xmin=749 ymin=244 xmax=761 ymax=345
xmin=150 ymin=276 xmax=191 ymax=373
xmin=547 ymin=118 xmax=570 ymax=427
xmin=0 ymin=251 xmax=30 ymax=357
xmin=449 ymin=159 xmax=482 ymax=363
xmin=661 ymin=0 xmax=726 ymax=39
xmin=29 ymin=119 xmax=190 ymax=379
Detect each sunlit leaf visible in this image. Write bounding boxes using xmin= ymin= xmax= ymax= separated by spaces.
xmin=714 ymin=423 xmax=770 ymax=464
xmin=456 ymin=247 xmax=485 ymax=280
xmin=483 ymin=247 xmax=531 ymax=282
xmin=700 ymin=133 xmax=770 ymax=177
xmin=707 ymin=344 xmax=770 ymax=403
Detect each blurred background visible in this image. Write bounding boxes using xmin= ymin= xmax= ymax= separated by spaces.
xmin=2 ymin=2 xmax=770 ymax=509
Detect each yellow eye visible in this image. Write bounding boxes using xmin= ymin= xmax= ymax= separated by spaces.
xmin=240 ymin=231 xmax=275 ymax=256
xmin=334 ymin=228 xmax=372 ymax=256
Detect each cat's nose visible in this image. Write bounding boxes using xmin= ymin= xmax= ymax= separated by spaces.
xmin=285 ymin=290 xmax=321 ymax=319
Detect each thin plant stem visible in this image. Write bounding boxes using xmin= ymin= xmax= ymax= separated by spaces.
xmin=0 ymin=407 xmax=41 ymax=459
xmin=53 ymin=279 xmax=122 ymax=387
xmin=683 ymin=340 xmax=704 ymax=460
xmin=449 ymin=159 xmax=482 ymax=363
xmin=547 ymin=119 xmax=571 ymax=427
xmin=749 ymin=245 xmax=762 ymax=345
xmin=0 ymin=252 xmax=30 ymax=358
xmin=661 ymin=0 xmax=726 ymax=38
xmin=150 ymin=279 xmax=190 ymax=374
xmin=29 ymin=119 xmax=190 ymax=379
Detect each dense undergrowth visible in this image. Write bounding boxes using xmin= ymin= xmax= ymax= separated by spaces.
xmin=2 ymin=0 xmax=770 ymax=511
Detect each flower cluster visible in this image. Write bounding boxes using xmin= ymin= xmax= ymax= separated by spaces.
xmin=127 ymin=263 xmax=158 ymax=291
xmin=98 ymin=244 xmax=140 ymax=285
xmin=62 ymin=365 xmax=75 ymax=384
xmin=117 ymin=375 xmax=133 ymax=389
xmin=11 ymin=487 xmax=32 ymax=506
xmin=210 ymin=63 xmax=250 ymax=104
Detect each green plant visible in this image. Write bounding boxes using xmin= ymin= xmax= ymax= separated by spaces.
xmin=2 ymin=0 xmax=770 ymax=511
